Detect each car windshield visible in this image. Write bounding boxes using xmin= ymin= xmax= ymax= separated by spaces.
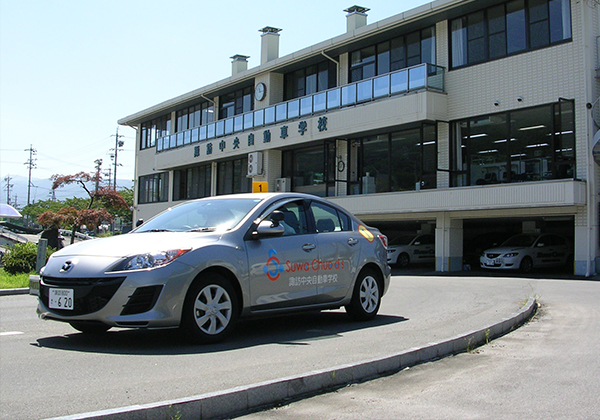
xmin=501 ymin=234 xmax=537 ymax=248
xmin=134 ymin=198 xmax=263 ymax=233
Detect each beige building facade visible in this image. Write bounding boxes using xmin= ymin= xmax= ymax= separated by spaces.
xmin=119 ymin=0 xmax=600 ymax=276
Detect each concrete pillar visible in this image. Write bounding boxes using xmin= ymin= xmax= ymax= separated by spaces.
xmin=435 ymin=213 xmax=463 ymax=272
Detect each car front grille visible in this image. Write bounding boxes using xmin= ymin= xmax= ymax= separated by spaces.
xmin=120 ymin=285 xmax=163 ymax=316
xmin=40 ymin=276 xmax=126 ymax=316
xmin=485 ymin=253 xmax=501 ymax=259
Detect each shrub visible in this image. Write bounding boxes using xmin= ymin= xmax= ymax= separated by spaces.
xmin=1 ymin=242 xmax=53 ymax=275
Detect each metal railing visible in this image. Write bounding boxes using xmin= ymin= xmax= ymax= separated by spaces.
xmin=156 ymin=63 xmax=445 ymax=152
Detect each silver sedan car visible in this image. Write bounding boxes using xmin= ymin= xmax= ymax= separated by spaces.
xmin=38 ymin=193 xmax=390 ymax=343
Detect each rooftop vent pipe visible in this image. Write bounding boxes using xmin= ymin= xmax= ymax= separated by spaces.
xmin=345 ymin=5 xmax=369 ymax=32
xmin=231 ymin=54 xmax=249 ymax=76
xmin=259 ymin=26 xmax=282 ymax=64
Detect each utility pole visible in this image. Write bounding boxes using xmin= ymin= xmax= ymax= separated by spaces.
xmin=110 ymin=128 xmax=124 ymax=190
xmin=104 ymin=166 xmax=112 ymax=190
xmin=3 ymin=175 xmax=13 ymax=205
xmin=24 ymin=144 xmax=37 ymax=206
xmin=94 ymin=159 xmax=103 ymax=193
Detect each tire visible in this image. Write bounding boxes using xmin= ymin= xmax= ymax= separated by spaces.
xmin=398 ymin=253 xmax=410 ymax=268
xmin=345 ymin=268 xmax=382 ymax=321
xmin=181 ymin=273 xmax=239 ymax=344
xmin=69 ymin=321 xmax=111 ymax=334
xmin=519 ymin=256 xmax=533 ymax=273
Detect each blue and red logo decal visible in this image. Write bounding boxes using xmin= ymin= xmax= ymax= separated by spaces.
xmin=263 ymin=249 xmax=284 ymax=281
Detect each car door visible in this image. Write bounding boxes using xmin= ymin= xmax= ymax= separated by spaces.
xmin=535 ymin=234 xmax=568 ymax=267
xmin=413 ymin=234 xmax=435 ymax=263
xmin=310 ymin=200 xmax=359 ymax=303
xmin=245 ymin=200 xmax=318 ymax=310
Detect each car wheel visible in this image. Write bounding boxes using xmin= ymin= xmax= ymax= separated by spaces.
xmin=181 ymin=273 xmax=239 ymax=344
xmin=398 ymin=253 xmax=410 ymax=267
xmin=345 ymin=268 xmax=382 ymax=321
xmin=519 ymin=257 xmax=533 ymax=273
xmin=69 ymin=321 xmax=111 ymax=334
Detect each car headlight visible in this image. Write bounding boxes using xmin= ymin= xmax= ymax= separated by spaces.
xmin=503 ymin=252 xmax=519 ymax=258
xmin=112 ymin=249 xmax=191 ymax=271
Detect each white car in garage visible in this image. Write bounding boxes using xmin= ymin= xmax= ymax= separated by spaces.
xmin=387 ymin=234 xmax=435 ymax=267
xmin=480 ymin=233 xmax=572 ymax=273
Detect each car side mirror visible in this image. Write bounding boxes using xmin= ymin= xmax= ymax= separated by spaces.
xmin=270 ymin=210 xmax=285 ymax=226
xmin=252 ymin=210 xmax=285 ymax=238
xmin=136 ymin=219 xmax=144 ymax=227
xmin=254 ymin=220 xmax=285 ymax=238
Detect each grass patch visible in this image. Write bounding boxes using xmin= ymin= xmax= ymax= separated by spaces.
xmin=0 ymin=268 xmax=32 ymax=289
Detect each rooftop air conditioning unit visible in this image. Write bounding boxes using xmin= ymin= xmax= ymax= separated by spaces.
xmin=275 ymin=178 xmax=291 ymax=192
xmin=247 ymin=152 xmax=263 ymax=177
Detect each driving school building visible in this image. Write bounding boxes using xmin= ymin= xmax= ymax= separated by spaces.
xmin=119 ymin=0 xmax=600 ymax=276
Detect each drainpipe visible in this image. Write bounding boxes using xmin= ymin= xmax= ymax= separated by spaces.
xmin=321 ymin=51 xmax=340 ymax=86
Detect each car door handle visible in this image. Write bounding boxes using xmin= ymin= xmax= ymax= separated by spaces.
xmin=302 ymin=243 xmax=316 ymax=252
xmin=347 ymin=238 xmax=359 ymax=246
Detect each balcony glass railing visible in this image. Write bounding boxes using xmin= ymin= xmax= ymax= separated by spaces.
xmin=156 ymin=63 xmax=445 ymax=152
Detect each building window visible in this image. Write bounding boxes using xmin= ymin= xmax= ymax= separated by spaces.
xmin=450 ymin=100 xmax=575 ymax=186
xmin=284 ymin=60 xmax=337 ymax=100
xmin=138 ymin=172 xmax=169 ymax=204
xmin=176 ymin=102 xmax=213 ymax=132
xmin=349 ymin=27 xmax=435 ymax=83
xmin=219 ymin=87 xmax=253 ymax=120
xmin=140 ymin=115 xmax=171 ymax=150
xmin=282 ymin=145 xmax=326 ymax=197
xmin=217 ymin=157 xmax=251 ymax=195
xmin=450 ymin=0 xmax=572 ymax=69
xmin=173 ymin=164 xmax=211 ymax=201
xmin=282 ymin=125 xmax=437 ymax=197
xmin=358 ymin=124 xmax=437 ymax=194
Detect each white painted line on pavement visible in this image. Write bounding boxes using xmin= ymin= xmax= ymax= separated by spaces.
xmin=0 ymin=331 xmax=24 ymax=336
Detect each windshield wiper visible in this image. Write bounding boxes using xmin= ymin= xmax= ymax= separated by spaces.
xmin=140 ymin=229 xmax=172 ymax=233
xmin=186 ymin=227 xmax=217 ymax=232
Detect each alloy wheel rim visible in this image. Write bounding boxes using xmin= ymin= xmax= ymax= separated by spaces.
xmin=194 ymin=285 xmax=233 ymax=335
xmin=359 ymin=276 xmax=379 ymax=313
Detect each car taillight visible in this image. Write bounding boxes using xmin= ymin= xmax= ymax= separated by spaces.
xmin=377 ymin=234 xmax=388 ymax=248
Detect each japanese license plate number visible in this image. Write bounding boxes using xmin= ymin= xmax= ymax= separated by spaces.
xmin=49 ymin=288 xmax=74 ymax=310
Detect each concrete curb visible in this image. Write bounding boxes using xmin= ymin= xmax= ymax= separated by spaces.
xmin=0 ymin=287 xmax=29 ymax=296
xmin=45 ymin=297 xmax=538 ymax=420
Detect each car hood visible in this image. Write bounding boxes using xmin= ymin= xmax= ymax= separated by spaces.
xmin=51 ymin=231 xmax=223 ymax=258
xmin=483 ymin=246 xmax=527 ymax=254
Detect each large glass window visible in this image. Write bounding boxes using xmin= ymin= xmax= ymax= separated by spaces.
xmin=217 ymin=157 xmax=251 ymax=195
xmin=450 ymin=0 xmax=571 ymax=69
xmin=350 ymin=27 xmax=436 ymax=83
xmin=173 ymin=164 xmax=211 ymax=201
xmin=176 ymin=102 xmax=213 ymax=132
xmin=451 ymin=101 xmax=575 ymax=186
xmin=140 ymin=115 xmax=171 ymax=150
xmin=138 ymin=172 xmax=169 ymax=204
xmin=219 ymin=87 xmax=253 ymax=119
xmin=359 ymin=124 xmax=437 ymax=194
xmin=284 ymin=61 xmax=336 ymax=100
xmin=282 ymin=146 xmax=326 ymax=197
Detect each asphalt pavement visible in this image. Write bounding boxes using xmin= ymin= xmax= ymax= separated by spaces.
xmin=1 ymin=272 xmax=596 ymax=420
xmin=236 ymin=277 xmax=600 ymax=420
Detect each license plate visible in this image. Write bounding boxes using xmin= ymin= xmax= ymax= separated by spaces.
xmin=49 ymin=288 xmax=74 ymax=310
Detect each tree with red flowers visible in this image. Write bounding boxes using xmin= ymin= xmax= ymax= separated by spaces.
xmin=37 ymin=172 xmax=130 ymax=244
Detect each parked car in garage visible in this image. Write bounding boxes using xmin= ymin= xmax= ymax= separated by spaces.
xmin=480 ymin=233 xmax=573 ymax=273
xmin=36 ymin=193 xmax=391 ymax=343
xmin=463 ymin=232 xmax=513 ymax=268
xmin=387 ymin=234 xmax=435 ymax=267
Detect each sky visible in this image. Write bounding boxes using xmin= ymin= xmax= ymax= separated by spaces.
xmin=0 ymin=0 xmax=429 ymax=204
